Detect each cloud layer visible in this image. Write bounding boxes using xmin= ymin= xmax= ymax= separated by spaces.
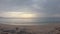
xmin=0 ymin=0 xmax=60 ymax=17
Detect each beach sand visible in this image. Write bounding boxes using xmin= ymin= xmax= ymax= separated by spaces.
xmin=0 ymin=23 xmax=60 ymax=34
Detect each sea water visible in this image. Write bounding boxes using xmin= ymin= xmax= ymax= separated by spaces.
xmin=0 ymin=17 xmax=60 ymax=25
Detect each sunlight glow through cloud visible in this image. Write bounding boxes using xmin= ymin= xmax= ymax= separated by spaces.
xmin=0 ymin=12 xmax=38 ymax=18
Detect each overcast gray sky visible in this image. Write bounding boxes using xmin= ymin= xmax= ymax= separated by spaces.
xmin=0 ymin=0 xmax=60 ymax=17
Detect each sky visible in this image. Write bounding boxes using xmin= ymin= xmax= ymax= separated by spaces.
xmin=0 ymin=0 xmax=60 ymax=18
xmin=0 ymin=0 xmax=60 ymax=25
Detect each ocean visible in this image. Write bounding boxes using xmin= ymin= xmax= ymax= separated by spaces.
xmin=0 ymin=17 xmax=60 ymax=25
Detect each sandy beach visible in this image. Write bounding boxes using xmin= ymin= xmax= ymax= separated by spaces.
xmin=0 ymin=23 xmax=60 ymax=34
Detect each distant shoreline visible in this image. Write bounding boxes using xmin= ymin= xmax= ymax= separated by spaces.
xmin=1 ymin=23 xmax=60 ymax=26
